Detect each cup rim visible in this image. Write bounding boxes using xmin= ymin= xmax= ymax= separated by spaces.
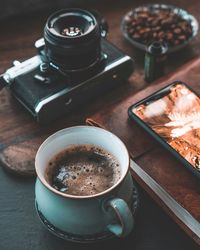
xmin=35 ymin=126 xmax=130 ymax=199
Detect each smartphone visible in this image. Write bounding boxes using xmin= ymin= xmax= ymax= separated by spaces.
xmin=128 ymin=81 xmax=200 ymax=178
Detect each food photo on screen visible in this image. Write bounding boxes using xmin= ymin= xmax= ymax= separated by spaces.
xmin=132 ymin=83 xmax=200 ymax=170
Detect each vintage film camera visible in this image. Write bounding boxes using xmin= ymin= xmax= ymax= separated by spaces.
xmin=0 ymin=9 xmax=134 ymax=123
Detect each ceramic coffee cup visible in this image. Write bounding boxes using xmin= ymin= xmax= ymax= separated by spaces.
xmin=35 ymin=126 xmax=134 ymax=241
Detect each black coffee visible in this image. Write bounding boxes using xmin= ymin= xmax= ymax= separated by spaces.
xmin=45 ymin=144 xmax=121 ymax=196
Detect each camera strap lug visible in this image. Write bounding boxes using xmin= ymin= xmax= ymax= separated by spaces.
xmin=13 ymin=60 xmax=21 ymax=67
xmin=35 ymin=38 xmax=45 ymax=51
xmin=90 ymin=10 xmax=108 ymax=38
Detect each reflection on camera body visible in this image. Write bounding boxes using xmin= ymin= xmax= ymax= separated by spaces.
xmin=0 ymin=9 xmax=134 ymax=123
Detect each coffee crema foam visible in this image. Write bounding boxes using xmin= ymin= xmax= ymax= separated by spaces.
xmin=45 ymin=144 xmax=121 ymax=196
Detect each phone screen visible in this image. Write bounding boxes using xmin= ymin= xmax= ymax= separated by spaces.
xmin=131 ymin=83 xmax=200 ymax=171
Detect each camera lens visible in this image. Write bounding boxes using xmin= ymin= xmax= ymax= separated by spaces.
xmin=44 ymin=9 xmax=102 ymax=71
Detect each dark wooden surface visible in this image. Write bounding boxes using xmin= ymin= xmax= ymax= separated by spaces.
xmin=87 ymin=57 xmax=200 ymax=244
xmin=0 ymin=0 xmax=200 ymax=249
xmin=1 ymin=0 xmax=200 ymax=176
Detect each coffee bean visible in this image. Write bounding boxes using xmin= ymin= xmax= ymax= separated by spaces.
xmin=139 ymin=28 xmax=146 ymax=35
xmin=140 ymin=13 xmax=149 ymax=19
xmin=151 ymin=19 xmax=159 ymax=26
xmin=153 ymin=32 xmax=157 ymax=38
xmin=158 ymin=31 xmax=165 ymax=39
xmin=127 ymin=28 xmax=135 ymax=35
xmin=160 ymin=18 xmax=171 ymax=28
xmin=132 ymin=33 xmax=140 ymax=40
xmin=174 ymin=40 xmax=180 ymax=45
xmin=174 ymin=28 xmax=182 ymax=35
xmin=178 ymin=35 xmax=186 ymax=41
xmin=147 ymin=16 xmax=154 ymax=23
xmin=136 ymin=25 xmax=142 ymax=31
xmin=152 ymin=26 xmax=161 ymax=32
xmin=166 ymin=32 xmax=173 ymax=40
xmin=131 ymin=20 xmax=137 ymax=27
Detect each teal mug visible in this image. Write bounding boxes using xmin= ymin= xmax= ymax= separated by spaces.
xmin=35 ymin=126 xmax=134 ymax=240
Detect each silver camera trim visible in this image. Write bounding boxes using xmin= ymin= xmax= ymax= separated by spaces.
xmin=34 ymin=55 xmax=131 ymax=115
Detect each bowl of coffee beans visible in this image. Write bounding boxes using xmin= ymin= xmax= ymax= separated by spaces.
xmin=121 ymin=4 xmax=198 ymax=53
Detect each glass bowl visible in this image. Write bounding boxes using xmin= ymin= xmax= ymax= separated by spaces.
xmin=121 ymin=4 xmax=199 ymax=53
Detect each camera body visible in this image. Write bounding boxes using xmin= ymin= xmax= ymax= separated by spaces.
xmin=0 ymin=9 xmax=134 ymax=123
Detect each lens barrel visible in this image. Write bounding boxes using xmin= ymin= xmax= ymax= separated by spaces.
xmin=44 ymin=9 xmax=102 ymax=71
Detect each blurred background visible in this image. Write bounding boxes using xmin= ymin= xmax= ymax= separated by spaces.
xmin=1 ymin=0 xmax=91 ymax=19
xmin=1 ymin=0 xmax=200 ymax=84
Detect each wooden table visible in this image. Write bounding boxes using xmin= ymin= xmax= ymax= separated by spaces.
xmin=0 ymin=0 xmax=200 ymax=249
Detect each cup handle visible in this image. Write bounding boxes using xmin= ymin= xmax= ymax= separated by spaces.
xmin=104 ymin=198 xmax=134 ymax=237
